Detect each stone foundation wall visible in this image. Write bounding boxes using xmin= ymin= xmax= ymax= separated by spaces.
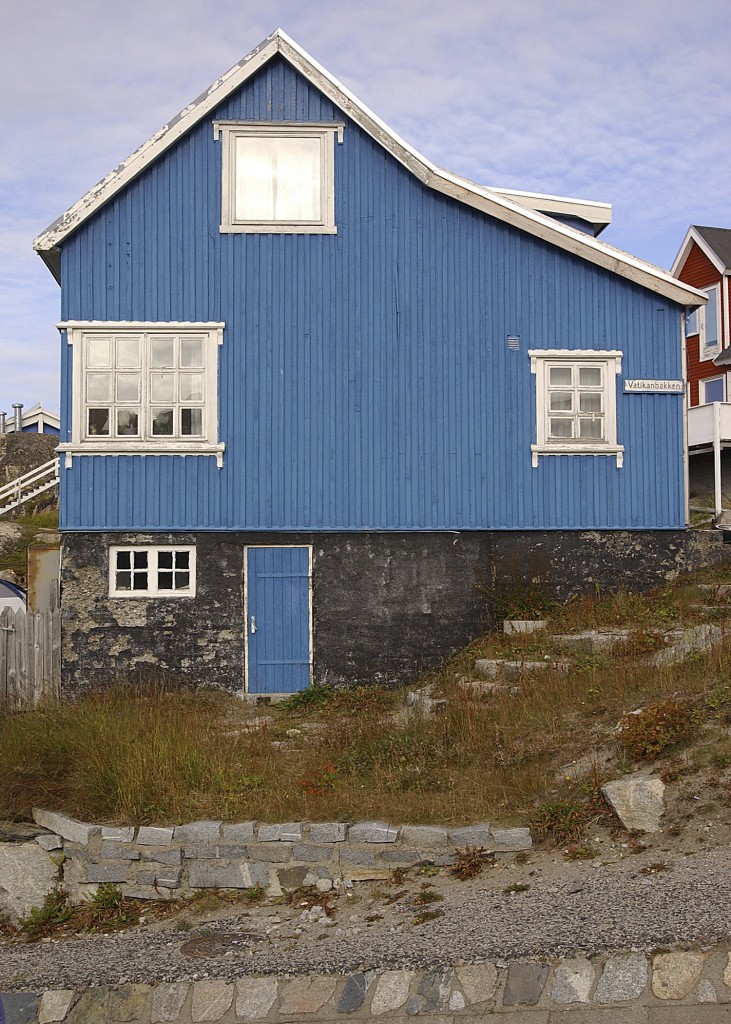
xmin=30 ymin=810 xmax=531 ymax=903
xmin=60 ymin=529 xmax=731 ymax=692
xmin=4 ymin=948 xmax=731 ymax=1022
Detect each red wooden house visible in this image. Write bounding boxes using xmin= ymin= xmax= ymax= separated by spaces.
xmin=672 ymin=226 xmax=731 ymax=513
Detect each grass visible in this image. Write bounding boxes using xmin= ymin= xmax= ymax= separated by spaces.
xmin=4 ymin=567 xmax=731 ymax=830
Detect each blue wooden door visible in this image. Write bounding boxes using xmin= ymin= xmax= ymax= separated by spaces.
xmin=246 ymin=547 xmax=311 ymax=693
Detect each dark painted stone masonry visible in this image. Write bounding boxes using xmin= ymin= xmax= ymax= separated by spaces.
xmin=61 ymin=530 xmax=731 ymax=692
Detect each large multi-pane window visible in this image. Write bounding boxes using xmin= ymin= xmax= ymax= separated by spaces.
xmin=109 ymin=546 xmax=196 ymax=598
xmin=60 ymin=323 xmax=225 ymax=466
xmin=530 ymin=350 xmax=624 ymax=467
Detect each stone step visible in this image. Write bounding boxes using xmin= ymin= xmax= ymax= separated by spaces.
xmin=697 ymin=583 xmax=731 ymax=598
xmin=473 ymin=658 xmax=568 ymax=680
xmin=502 ymin=619 xmax=547 ymax=634
xmin=458 ymin=677 xmax=517 ymax=697
xmin=551 ymin=629 xmax=629 ymax=654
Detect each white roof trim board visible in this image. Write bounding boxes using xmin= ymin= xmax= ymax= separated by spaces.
xmin=34 ymin=29 xmax=704 ymax=308
xmin=671 ymin=226 xmax=727 ymax=278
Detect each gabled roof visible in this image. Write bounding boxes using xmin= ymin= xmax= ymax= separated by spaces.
xmin=34 ymin=29 xmax=704 ymax=308
xmin=672 ymin=225 xmax=731 ymax=277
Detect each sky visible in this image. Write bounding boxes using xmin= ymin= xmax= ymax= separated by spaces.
xmin=2 ymin=0 xmax=731 ymax=417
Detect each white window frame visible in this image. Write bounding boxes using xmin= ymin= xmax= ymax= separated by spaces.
xmin=701 ymin=375 xmax=726 ymax=404
xmin=213 ymin=121 xmax=342 ymax=234
xmin=698 ymin=283 xmax=721 ymax=361
xmin=109 ymin=545 xmax=197 ymax=598
xmin=529 ymin=350 xmax=624 ymax=468
xmin=58 ymin=322 xmax=225 ymax=468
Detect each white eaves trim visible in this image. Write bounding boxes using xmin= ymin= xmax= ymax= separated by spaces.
xmin=671 ymin=226 xmax=727 ymax=278
xmin=34 ymin=28 xmax=705 ymax=309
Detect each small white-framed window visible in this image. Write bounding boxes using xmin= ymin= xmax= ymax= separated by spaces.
xmin=701 ymin=375 xmax=726 ymax=404
xmin=57 ymin=322 xmax=225 ymax=468
xmin=109 ymin=546 xmax=196 ymax=598
xmin=687 ymin=284 xmax=721 ymax=361
xmin=213 ymin=121 xmax=342 ymax=234
xmin=529 ymin=350 xmax=624 ymax=467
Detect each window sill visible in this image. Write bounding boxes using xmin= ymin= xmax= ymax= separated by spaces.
xmin=219 ymin=224 xmax=337 ymax=234
xmin=58 ymin=442 xmax=225 ymax=469
xmin=531 ymin=443 xmax=624 ymax=468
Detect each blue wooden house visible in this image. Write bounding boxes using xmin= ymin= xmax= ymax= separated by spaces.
xmin=34 ymin=30 xmax=706 ymax=694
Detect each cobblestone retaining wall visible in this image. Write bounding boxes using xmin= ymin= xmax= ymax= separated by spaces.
xmin=30 ymin=810 xmax=532 ymax=901
xmin=4 ymin=949 xmax=731 ymax=1022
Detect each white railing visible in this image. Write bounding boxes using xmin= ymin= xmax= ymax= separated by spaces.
xmin=688 ymin=402 xmax=731 ymax=448
xmin=0 ymin=457 xmax=60 ymax=516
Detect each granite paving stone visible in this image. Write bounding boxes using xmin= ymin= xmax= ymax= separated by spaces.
xmin=454 ymin=964 xmax=498 ymax=1004
xmin=399 ymin=826 xmax=449 ymax=849
xmin=244 ymin=842 xmax=293 ymax=862
xmin=101 ymin=841 xmax=141 ymax=860
xmin=235 ymin=978 xmax=278 ymax=1021
xmin=191 ymin=980 xmax=233 ymax=1022
xmin=652 ymin=951 xmax=706 ymax=1000
xmin=35 ymin=834 xmax=64 ymax=852
xmin=348 ymin=822 xmax=399 ymax=843
xmin=107 ymin=984 xmax=149 ymax=1022
xmin=32 ymin=809 xmax=100 ymax=846
xmin=448 ymin=824 xmax=492 ymax=848
xmin=65 ymin=987 xmax=108 ymax=1024
xmin=595 ymin=954 xmax=648 ymax=1003
xmin=699 ymin=980 xmax=719 ymax=1003
xmin=337 ymin=971 xmax=374 ymax=1013
xmin=136 ymin=827 xmax=174 ymax=845
xmin=85 ymin=863 xmax=130 ymax=884
xmin=406 ymin=970 xmax=451 ymax=1014
xmin=492 ymin=827 xmax=532 ymax=851
xmin=220 ymin=822 xmax=256 ymax=842
xmin=278 ymin=976 xmax=337 ymax=1014
xmin=101 ymin=827 xmax=135 ymax=843
xmin=141 ymin=848 xmax=182 ymax=865
xmin=258 ymin=822 xmax=303 ymax=842
xmin=174 ymin=821 xmax=223 ymax=843
xmin=370 ymin=971 xmax=416 ymax=1015
xmin=503 ymin=962 xmax=550 ymax=1006
xmin=551 ymin=958 xmax=595 ymax=1004
xmin=0 ymin=993 xmax=41 ymax=1024
xmin=151 ymin=982 xmax=189 ymax=1023
xmin=38 ymin=989 xmax=75 ymax=1023
xmin=292 ymin=843 xmax=335 ymax=862
xmin=309 ymin=823 xmax=348 ymax=843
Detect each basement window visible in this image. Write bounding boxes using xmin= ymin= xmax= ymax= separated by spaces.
xmin=109 ymin=546 xmax=196 ymax=598
xmin=530 ymin=350 xmax=624 ymax=467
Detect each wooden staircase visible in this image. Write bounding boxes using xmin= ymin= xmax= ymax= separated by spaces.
xmin=0 ymin=458 xmax=60 ymax=516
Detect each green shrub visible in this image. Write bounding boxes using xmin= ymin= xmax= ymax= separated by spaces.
xmin=617 ymin=699 xmax=698 ymax=761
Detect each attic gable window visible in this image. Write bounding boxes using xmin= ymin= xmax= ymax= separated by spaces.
xmin=213 ymin=121 xmax=342 ymax=234
xmin=530 ymin=350 xmax=624 ymax=468
xmin=58 ymin=322 xmax=225 ymax=468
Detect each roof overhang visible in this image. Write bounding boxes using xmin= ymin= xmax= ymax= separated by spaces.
xmin=671 ymin=225 xmax=728 ymax=278
xmin=488 ymin=187 xmax=612 ymax=236
xmin=34 ymin=29 xmax=705 ymax=308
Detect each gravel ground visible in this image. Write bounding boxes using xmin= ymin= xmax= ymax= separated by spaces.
xmin=3 ymin=834 xmax=731 ymax=992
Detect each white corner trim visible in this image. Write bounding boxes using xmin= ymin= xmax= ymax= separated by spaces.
xmin=33 ymin=30 xmax=706 ymax=308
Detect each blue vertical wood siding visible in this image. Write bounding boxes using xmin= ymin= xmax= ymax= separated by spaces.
xmin=59 ymin=57 xmax=685 ymax=532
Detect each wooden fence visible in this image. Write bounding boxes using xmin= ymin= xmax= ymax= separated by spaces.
xmin=0 ymin=607 xmax=60 ymax=707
